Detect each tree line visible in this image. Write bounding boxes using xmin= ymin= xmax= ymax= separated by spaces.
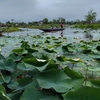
xmin=0 ymin=9 xmax=99 ymax=27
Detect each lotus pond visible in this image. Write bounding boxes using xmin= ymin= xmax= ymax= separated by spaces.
xmin=1 ymin=27 xmax=100 ymax=100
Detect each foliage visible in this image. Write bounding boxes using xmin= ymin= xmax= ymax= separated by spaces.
xmin=57 ymin=17 xmax=66 ymax=24
xmin=85 ymin=9 xmax=97 ymax=24
xmin=1 ymin=34 xmax=100 ymax=99
xmin=43 ymin=18 xmax=49 ymax=24
xmin=3 ymin=27 xmax=21 ymax=32
xmin=63 ymin=86 xmax=100 ymax=100
xmin=73 ymin=23 xmax=100 ymax=30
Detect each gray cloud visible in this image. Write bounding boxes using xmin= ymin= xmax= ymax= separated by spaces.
xmin=0 ymin=0 xmax=100 ymax=22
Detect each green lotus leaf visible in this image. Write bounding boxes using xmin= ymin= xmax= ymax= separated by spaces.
xmin=0 ymin=59 xmax=16 ymax=72
xmin=62 ymin=45 xmax=69 ymax=52
xmin=7 ymin=92 xmax=22 ymax=100
xmin=35 ymin=54 xmax=49 ymax=60
xmin=44 ymin=48 xmax=55 ymax=53
xmin=54 ymin=40 xmax=62 ymax=44
xmin=55 ymin=55 xmax=68 ymax=66
xmin=90 ymin=53 xmax=100 ymax=60
xmin=32 ymin=43 xmax=39 ymax=48
xmin=54 ymin=46 xmax=63 ymax=54
xmin=39 ymin=96 xmax=61 ymax=100
xmin=7 ymin=79 xmax=19 ymax=89
xmin=0 ymin=54 xmax=5 ymax=63
xmin=90 ymin=79 xmax=100 ymax=88
xmin=63 ymin=86 xmax=100 ymax=100
xmin=0 ymin=85 xmax=6 ymax=94
xmin=64 ymin=67 xmax=84 ymax=79
xmin=67 ymin=46 xmax=77 ymax=53
xmin=76 ymin=62 xmax=87 ymax=68
xmin=88 ymin=67 xmax=100 ymax=72
xmin=20 ymin=41 xmax=30 ymax=48
xmin=0 ymin=71 xmax=11 ymax=84
xmin=20 ymin=81 xmax=60 ymax=100
xmin=26 ymin=48 xmax=38 ymax=53
xmin=12 ymin=48 xmax=28 ymax=55
xmin=56 ymin=55 xmax=66 ymax=62
xmin=15 ymin=78 xmax=33 ymax=91
xmin=22 ymin=54 xmax=34 ymax=59
xmin=64 ymin=67 xmax=84 ymax=90
xmin=17 ymin=62 xmax=35 ymax=71
xmin=45 ymin=60 xmax=58 ymax=70
xmin=85 ymin=60 xmax=100 ymax=72
xmin=37 ymin=52 xmax=56 ymax=60
xmin=79 ymin=54 xmax=93 ymax=61
xmin=82 ymin=49 xmax=91 ymax=54
xmin=44 ymin=39 xmax=50 ymax=43
xmin=37 ymin=68 xmax=72 ymax=93
xmin=62 ymin=43 xmax=77 ymax=53
xmin=0 ymin=91 xmax=11 ymax=100
xmin=96 ymin=45 xmax=100 ymax=51
xmin=66 ymin=58 xmax=83 ymax=63
xmin=21 ymin=57 xmax=49 ymax=72
xmin=23 ymin=57 xmax=48 ymax=66
xmin=6 ymin=53 xmax=22 ymax=62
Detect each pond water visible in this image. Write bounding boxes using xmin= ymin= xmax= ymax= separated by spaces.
xmin=3 ymin=26 xmax=100 ymax=42
xmin=0 ymin=27 xmax=100 ymax=56
xmin=1 ymin=26 xmax=100 ymax=57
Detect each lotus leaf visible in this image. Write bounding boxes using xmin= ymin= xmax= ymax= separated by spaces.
xmin=63 ymin=86 xmax=100 ymax=100
xmin=90 ymin=79 xmax=100 ymax=88
xmin=37 ymin=68 xmax=72 ymax=93
xmin=12 ymin=48 xmax=28 ymax=55
xmin=15 ymin=78 xmax=33 ymax=91
xmin=17 ymin=57 xmax=49 ymax=72
xmin=0 ymin=91 xmax=11 ymax=100
xmin=20 ymin=81 xmax=61 ymax=100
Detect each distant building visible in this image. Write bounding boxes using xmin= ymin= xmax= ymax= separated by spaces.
xmin=37 ymin=20 xmax=43 ymax=26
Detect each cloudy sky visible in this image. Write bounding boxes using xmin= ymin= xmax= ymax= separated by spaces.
xmin=0 ymin=0 xmax=100 ymax=22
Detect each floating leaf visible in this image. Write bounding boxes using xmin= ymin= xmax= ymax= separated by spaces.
xmin=90 ymin=79 xmax=100 ymax=88
xmin=96 ymin=45 xmax=100 ymax=51
xmin=20 ymin=81 xmax=61 ymax=100
xmin=63 ymin=86 xmax=100 ymax=100
xmin=15 ymin=78 xmax=33 ymax=91
xmin=0 ymin=71 xmax=11 ymax=84
xmin=64 ymin=67 xmax=84 ymax=90
xmin=6 ymin=53 xmax=22 ymax=62
xmin=0 ymin=91 xmax=11 ymax=100
xmin=0 ymin=85 xmax=6 ymax=94
xmin=8 ymin=92 xmax=22 ymax=100
xmin=37 ymin=68 xmax=72 ymax=93
xmin=12 ymin=48 xmax=28 ymax=55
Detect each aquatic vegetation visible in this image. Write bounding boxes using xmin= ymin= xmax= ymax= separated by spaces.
xmin=3 ymin=27 xmax=21 ymax=32
xmin=0 ymin=34 xmax=100 ymax=99
xmin=73 ymin=23 xmax=100 ymax=30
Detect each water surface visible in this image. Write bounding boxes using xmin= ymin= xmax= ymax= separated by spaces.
xmin=3 ymin=27 xmax=100 ymax=41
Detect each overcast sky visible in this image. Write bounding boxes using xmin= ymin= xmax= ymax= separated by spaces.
xmin=0 ymin=0 xmax=100 ymax=22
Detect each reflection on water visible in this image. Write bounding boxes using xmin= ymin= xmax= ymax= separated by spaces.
xmin=60 ymin=31 xmax=63 ymax=37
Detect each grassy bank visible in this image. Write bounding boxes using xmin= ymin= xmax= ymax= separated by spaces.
xmin=0 ymin=24 xmax=61 ymax=33
xmin=3 ymin=27 xmax=21 ymax=32
xmin=26 ymin=24 xmax=62 ymax=29
xmin=73 ymin=23 xmax=100 ymax=30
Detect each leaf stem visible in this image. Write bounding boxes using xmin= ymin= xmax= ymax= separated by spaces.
xmin=0 ymin=71 xmax=6 ymax=83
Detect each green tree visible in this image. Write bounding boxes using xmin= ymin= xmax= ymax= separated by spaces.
xmin=85 ymin=9 xmax=97 ymax=24
xmin=57 ymin=17 xmax=66 ymax=24
xmin=6 ymin=21 xmax=12 ymax=27
xmin=43 ymin=18 xmax=48 ymax=24
xmin=52 ymin=19 xmax=57 ymax=24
